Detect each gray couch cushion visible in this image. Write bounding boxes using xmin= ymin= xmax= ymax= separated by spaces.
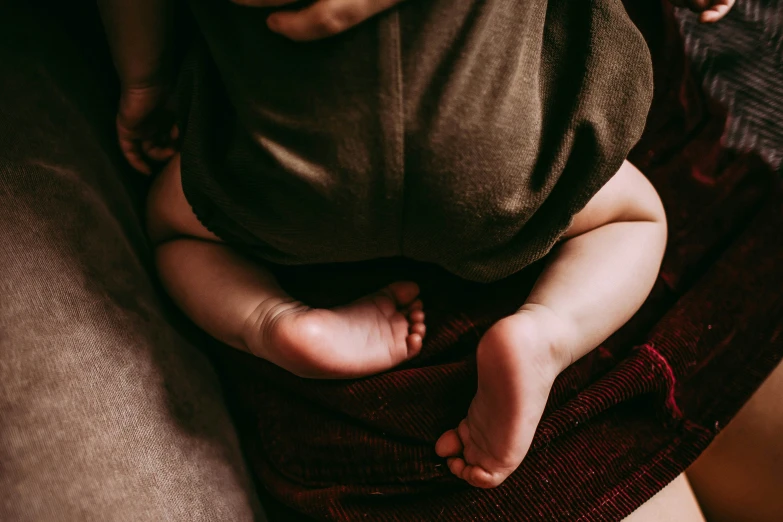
xmin=0 ymin=7 xmax=265 ymax=521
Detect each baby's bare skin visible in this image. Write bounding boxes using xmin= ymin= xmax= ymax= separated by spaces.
xmin=432 ymin=160 xmax=667 ymax=488
xmin=99 ymin=0 xmax=732 ymax=489
xmin=148 ymin=156 xmax=667 ymax=487
xmin=436 ymin=306 xmax=570 ymax=487
xmin=244 ymin=281 xmax=426 ymax=379
xmin=147 ymin=156 xmax=426 ymax=380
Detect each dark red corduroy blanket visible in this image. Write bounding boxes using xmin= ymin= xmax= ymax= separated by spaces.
xmin=217 ymin=2 xmax=783 ymax=520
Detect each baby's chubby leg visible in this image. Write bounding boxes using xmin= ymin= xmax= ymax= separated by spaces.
xmin=437 ymin=160 xmax=668 ymax=488
xmin=147 ymin=156 xmax=426 ymax=379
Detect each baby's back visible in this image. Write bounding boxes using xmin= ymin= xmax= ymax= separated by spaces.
xmin=180 ymin=0 xmax=652 ymax=282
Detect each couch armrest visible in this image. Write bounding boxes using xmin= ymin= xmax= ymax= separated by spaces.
xmin=0 ymin=7 xmax=265 ymax=521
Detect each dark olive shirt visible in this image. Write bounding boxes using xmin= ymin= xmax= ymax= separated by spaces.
xmin=178 ymin=0 xmax=653 ymax=282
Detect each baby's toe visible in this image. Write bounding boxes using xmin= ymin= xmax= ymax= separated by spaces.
xmin=406 ymin=333 xmax=423 ymax=357
xmin=467 ymin=466 xmax=504 ymax=489
xmin=409 ymin=309 xmax=425 ymax=324
xmin=385 ymin=281 xmax=420 ymax=307
xmin=435 ymin=429 xmax=463 ymax=458
xmin=407 ymin=299 xmax=423 ymax=312
xmin=447 ymin=457 xmax=466 ymax=477
xmin=410 ymin=322 xmax=426 ymax=337
xmin=457 ymin=419 xmax=472 ymax=444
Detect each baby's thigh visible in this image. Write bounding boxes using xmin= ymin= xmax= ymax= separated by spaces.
xmin=146 ymin=155 xmax=221 ymax=244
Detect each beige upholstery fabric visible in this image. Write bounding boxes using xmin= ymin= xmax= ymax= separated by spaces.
xmin=0 ymin=7 xmax=265 ymax=521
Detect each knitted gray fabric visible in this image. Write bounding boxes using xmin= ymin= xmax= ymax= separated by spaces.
xmin=179 ymin=0 xmax=653 ymax=282
xmin=0 ymin=7 xmax=265 ymax=521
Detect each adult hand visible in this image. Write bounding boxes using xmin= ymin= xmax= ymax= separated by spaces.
xmin=117 ymin=84 xmax=178 ymax=175
xmin=670 ymin=0 xmax=736 ymax=23
xmin=230 ymin=0 xmax=406 ymax=41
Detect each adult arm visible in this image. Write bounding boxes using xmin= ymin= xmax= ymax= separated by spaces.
xmin=97 ymin=0 xmax=178 ymax=174
xmin=232 ymin=0 xmax=407 ymax=41
xmin=669 ymin=0 xmax=736 ymax=23
xmin=97 ymin=0 xmax=176 ymax=88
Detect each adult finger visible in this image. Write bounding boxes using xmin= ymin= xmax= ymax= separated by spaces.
xmin=267 ymin=0 xmax=404 ymax=41
xmin=142 ymin=141 xmax=177 ymax=163
xmin=121 ymin=139 xmax=152 ymax=175
xmin=117 ymin=122 xmax=151 ymax=174
xmin=700 ymin=0 xmax=735 ymax=22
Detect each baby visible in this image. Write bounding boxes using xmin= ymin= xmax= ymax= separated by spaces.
xmin=100 ymin=0 xmax=733 ymax=489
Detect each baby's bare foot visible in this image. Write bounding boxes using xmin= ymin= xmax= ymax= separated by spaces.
xmin=435 ymin=304 xmax=571 ymax=488
xmin=245 ymin=282 xmax=426 ymax=379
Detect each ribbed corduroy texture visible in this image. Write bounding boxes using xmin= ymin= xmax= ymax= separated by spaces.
xmin=178 ymin=0 xmax=653 ymax=283
xmin=215 ymin=2 xmax=783 ymax=520
xmin=678 ymin=0 xmax=783 ymax=172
